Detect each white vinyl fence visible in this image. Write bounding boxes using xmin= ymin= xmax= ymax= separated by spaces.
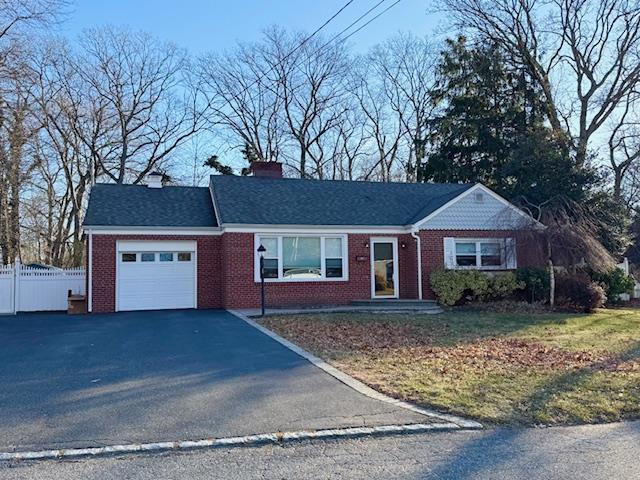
xmin=617 ymin=258 xmax=640 ymax=301
xmin=0 ymin=262 xmax=85 ymax=314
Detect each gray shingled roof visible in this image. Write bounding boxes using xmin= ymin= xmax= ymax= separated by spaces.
xmin=209 ymin=176 xmax=473 ymax=226
xmin=84 ymin=184 xmax=218 ymax=227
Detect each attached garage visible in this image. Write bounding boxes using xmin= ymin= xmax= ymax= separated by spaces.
xmin=116 ymin=240 xmax=197 ymax=312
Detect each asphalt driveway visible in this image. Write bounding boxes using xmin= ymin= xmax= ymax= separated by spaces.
xmin=0 ymin=310 xmax=428 ymax=452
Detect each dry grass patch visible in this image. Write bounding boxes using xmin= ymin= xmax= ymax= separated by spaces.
xmin=259 ymin=309 xmax=640 ymax=425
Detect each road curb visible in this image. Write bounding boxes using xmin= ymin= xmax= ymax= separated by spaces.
xmin=0 ymin=423 xmax=461 ymax=462
xmin=228 ymin=310 xmax=483 ymax=430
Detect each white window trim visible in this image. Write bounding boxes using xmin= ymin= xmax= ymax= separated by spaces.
xmin=254 ymin=233 xmax=349 ymax=283
xmin=453 ymin=238 xmax=510 ymax=270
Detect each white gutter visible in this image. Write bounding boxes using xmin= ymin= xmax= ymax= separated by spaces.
xmin=411 ymin=228 xmax=423 ymax=300
xmin=88 ymin=230 xmax=93 ymax=313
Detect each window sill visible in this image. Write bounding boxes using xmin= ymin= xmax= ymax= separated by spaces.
xmin=452 ymin=266 xmax=511 ymax=271
xmin=254 ymin=277 xmax=349 ymax=283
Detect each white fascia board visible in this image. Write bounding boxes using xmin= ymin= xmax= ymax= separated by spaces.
xmin=222 ymin=224 xmax=410 ymax=234
xmin=85 ymin=226 xmax=223 ymax=235
xmin=412 ymin=183 xmax=543 ymax=230
xmin=85 ymin=224 xmax=407 ymax=235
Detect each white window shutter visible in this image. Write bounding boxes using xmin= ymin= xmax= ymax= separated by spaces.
xmin=443 ymin=237 xmax=456 ymax=268
xmin=505 ymin=238 xmax=517 ymax=269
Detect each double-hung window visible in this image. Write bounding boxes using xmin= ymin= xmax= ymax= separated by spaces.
xmin=446 ymin=238 xmax=516 ymax=270
xmin=255 ymin=235 xmax=347 ymax=281
xmin=259 ymin=237 xmax=279 ymax=278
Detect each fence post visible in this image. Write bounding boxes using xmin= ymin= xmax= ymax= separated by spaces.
xmin=12 ymin=260 xmax=21 ymax=315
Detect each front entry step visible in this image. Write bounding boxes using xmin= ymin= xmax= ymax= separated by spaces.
xmin=351 ymin=299 xmax=443 ymax=314
xmin=351 ymin=299 xmax=439 ymax=307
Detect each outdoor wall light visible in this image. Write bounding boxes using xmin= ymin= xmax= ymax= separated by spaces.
xmin=364 ymin=241 xmax=369 ymax=248
xmin=400 ymin=242 xmax=407 ymax=249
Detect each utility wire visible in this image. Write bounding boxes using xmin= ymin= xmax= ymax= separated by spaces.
xmin=273 ymin=0 xmax=356 ymax=71
xmin=216 ymin=0 xmax=404 ymax=116
xmin=320 ymin=0 xmax=388 ymax=49
xmin=339 ymin=0 xmax=402 ymax=43
xmin=224 ymin=0 xmax=356 ymax=99
xmin=284 ymin=0 xmax=403 ymax=96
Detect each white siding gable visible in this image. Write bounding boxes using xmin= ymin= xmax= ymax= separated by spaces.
xmin=418 ymin=186 xmax=532 ymax=231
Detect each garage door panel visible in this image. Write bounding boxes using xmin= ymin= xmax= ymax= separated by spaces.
xmin=118 ymin=294 xmax=194 ymax=311
xmin=116 ymin=243 xmax=196 ymax=312
xmin=118 ymin=279 xmax=194 ymax=295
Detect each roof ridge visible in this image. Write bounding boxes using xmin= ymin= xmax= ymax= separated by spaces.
xmin=209 ymin=175 xmax=472 ymax=188
xmin=92 ymin=183 xmax=209 ymax=190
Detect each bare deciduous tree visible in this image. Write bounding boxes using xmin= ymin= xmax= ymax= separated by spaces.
xmin=198 ymin=39 xmax=285 ymax=166
xmin=266 ymin=28 xmax=351 ymax=178
xmin=439 ymin=0 xmax=640 ymax=170
xmin=607 ymin=90 xmax=640 ymax=205
xmin=0 ymin=0 xmax=67 ymax=264
xmin=78 ymin=26 xmax=205 ymax=184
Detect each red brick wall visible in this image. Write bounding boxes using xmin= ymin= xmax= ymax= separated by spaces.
xmin=221 ymin=233 xmax=419 ymax=309
xmin=91 ymin=235 xmax=117 ymax=313
xmin=418 ymin=230 xmax=546 ymax=300
xmin=398 ymin=233 xmax=419 ymax=299
xmin=88 ymin=229 xmax=545 ymax=312
xmin=90 ymin=234 xmax=223 ymax=313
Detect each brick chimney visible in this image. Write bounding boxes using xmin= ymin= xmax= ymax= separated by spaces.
xmin=250 ymin=161 xmax=283 ymax=178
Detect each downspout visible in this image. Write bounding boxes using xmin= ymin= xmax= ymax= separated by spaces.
xmin=410 ymin=228 xmax=423 ymax=300
xmin=88 ymin=230 xmax=93 ymax=313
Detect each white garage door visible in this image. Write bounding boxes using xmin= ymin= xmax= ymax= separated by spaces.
xmin=116 ymin=240 xmax=196 ymax=311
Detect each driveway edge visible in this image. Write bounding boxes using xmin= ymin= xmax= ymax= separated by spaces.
xmin=227 ymin=310 xmax=483 ymax=430
xmin=0 ymin=423 xmax=460 ymax=462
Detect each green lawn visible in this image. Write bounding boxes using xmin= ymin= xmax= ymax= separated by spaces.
xmin=259 ymin=308 xmax=640 ymax=426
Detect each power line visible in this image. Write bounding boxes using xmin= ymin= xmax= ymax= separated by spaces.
xmin=340 ymin=0 xmax=402 ymax=43
xmin=220 ymin=0 xmax=356 ymax=100
xmin=285 ymin=0 xmax=402 ymax=95
xmin=321 ymin=0 xmax=388 ymax=48
xmin=273 ymin=0 xmax=357 ymax=71
xmin=215 ymin=0 xmax=404 ymax=108
xmin=295 ymin=0 xmax=403 ymax=61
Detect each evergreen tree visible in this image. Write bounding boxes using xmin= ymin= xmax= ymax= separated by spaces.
xmin=203 ymin=155 xmax=234 ymax=175
xmin=425 ymin=37 xmax=630 ymax=260
xmin=425 ymin=38 xmax=595 ymax=203
xmin=202 ymin=143 xmax=261 ymax=176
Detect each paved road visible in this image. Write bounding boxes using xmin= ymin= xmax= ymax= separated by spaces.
xmin=0 ymin=310 xmax=426 ymax=452
xmin=1 ymin=421 xmax=638 ymax=479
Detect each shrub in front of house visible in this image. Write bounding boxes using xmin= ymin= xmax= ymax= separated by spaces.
xmin=487 ymin=272 xmax=525 ymax=301
xmin=516 ymin=267 xmax=551 ymax=303
xmin=430 ymin=270 xmax=472 ymax=306
xmin=591 ymin=268 xmax=635 ymax=305
xmin=430 ymin=269 xmax=523 ymax=306
xmin=555 ymin=274 xmax=607 ymax=313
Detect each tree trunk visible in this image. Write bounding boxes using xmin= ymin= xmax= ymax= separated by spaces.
xmin=613 ymin=167 xmax=624 ymax=203
xmin=548 ymin=258 xmax=555 ymax=308
xmin=575 ymin=137 xmax=588 ymax=168
xmin=547 ymin=237 xmax=555 ymax=308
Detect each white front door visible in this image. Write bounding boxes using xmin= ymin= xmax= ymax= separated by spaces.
xmin=370 ymin=238 xmax=398 ymax=299
xmin=116 ymin=240 xmax=197 ymax=312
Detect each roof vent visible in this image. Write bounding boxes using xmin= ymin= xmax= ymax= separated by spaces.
xmin=146 ymin=171 xmax=163 ymax=189
xmin=474 ymin=192 xmax=485 ymax=203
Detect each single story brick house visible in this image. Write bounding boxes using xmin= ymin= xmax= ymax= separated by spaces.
xmin=82 ymin=162 xmax=544 ymax=313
